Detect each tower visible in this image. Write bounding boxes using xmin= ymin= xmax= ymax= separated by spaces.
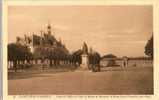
xmin=47 ymin=24 xmax=51 ymax=35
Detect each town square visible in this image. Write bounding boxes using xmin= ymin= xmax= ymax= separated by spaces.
xmin=8 ymin=6 xmax=153 ymax=95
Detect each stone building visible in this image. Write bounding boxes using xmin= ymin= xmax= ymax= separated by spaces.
xmin=16 ymin=24 xmax=69 ymax=54
xmin=8 ymin=24 xmax=69 ymax=69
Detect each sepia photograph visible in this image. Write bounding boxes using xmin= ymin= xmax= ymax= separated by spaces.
xmin=7 ymin=5 xmax=153 ymax=95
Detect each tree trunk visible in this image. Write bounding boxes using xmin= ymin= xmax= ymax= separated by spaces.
xmin=35 ymin=59 xmax=37 ymax=64
xmin=49 ymin=59 xmax=53 ymax=67
xmin=13 ymin=60 xmax=17 ymax=72
xmin=27 ymin=59 xmax=30 ymax=64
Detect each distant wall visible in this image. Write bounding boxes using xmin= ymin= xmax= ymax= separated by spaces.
xmin=127 ymin=59 xmax=153 ymax=67
xmin=100 ymin=58 xmax=153 ymax=67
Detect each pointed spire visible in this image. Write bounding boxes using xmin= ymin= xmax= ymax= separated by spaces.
xmin=47 ymin=23 xmax=51 ymax=35
xmin=40 ymin=30 xmax=44 ymax=45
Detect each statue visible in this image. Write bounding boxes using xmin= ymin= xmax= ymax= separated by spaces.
xmin=82 ymin=42 xmax=88 ymax=54
xmin=80 ymin=42 xmax=89 ymax=70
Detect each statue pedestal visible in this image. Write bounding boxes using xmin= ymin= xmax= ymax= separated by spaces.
xmin=80 ymin=54 xmax=89 ymax=70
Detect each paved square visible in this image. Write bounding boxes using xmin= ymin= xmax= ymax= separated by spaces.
xmin=8 ymin=66 xmax=153 ymax=95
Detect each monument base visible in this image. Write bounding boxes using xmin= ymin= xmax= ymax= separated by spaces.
xmin=79 ymin=64 xmax=89 ymax=70
xmin=78 ymin=54 xmax=89 ymax=71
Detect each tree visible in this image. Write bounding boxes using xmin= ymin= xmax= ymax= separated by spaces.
xmin=89 ymin=52 xmax=101 ymax=65
xmin=8 ymin=43 xmax=32 ymax=71
xmin=101 ymin=54 xmax=117 ymax=59
xmin=89 ymin=51 xmax=101 ymax=72
xmin=101 ymin=54 xmax=117 ymax=67
xmin=71 ymin=49 xmax=83 ymax=65
xmin=145 ymin=36 xmax=153 ymax=58
xmin=33 ymin=46 xmax=46 ymax=60
xmin=34 ymin=45 xmax=69 ymax=67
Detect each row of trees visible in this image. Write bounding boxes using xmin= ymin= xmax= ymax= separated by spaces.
xmin=33 ymin=46 xmax=70 ymax=67
xmin=8 ymin=43 xmax=70 ymax=71
xmin=8 ymin=43 xmax=101 ymax=71
xmin=8 ymin=43 xmax=33 ymax=71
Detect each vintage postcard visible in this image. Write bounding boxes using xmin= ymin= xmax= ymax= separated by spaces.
xmin=2 ymin=0 xmax=159 ymax=100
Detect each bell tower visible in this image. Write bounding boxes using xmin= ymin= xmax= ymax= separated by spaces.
xmin=47 ymin=23 xmax=51 ymax=35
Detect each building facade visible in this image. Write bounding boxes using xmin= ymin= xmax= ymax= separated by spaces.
xmin=16 ymin=24 xmax=69 ymax=55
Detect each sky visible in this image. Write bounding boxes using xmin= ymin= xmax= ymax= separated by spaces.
xmin=8 ymin=6 xmax=153 ymax=57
